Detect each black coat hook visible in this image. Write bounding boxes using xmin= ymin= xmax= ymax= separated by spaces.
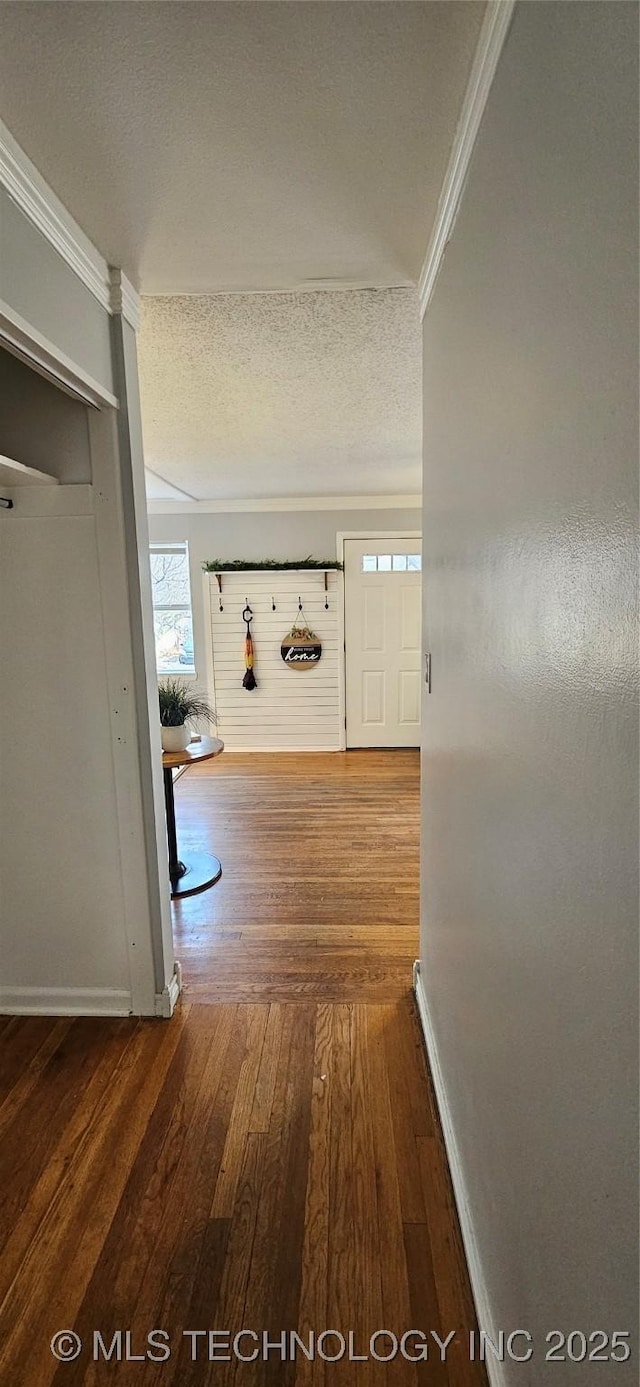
xmin=272 ymin=596 xmax=276 ymax=611
xmin=324 ymin=570 xmax=329 ymax=609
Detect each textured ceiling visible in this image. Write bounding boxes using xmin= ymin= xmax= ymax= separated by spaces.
xmin=0 ymin=1 xmax=484 ymax=292
xmin=138 ymin=289 xmax=421 ymax=500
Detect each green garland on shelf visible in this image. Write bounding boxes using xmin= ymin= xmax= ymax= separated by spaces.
xmin=202 ymin=557 xmax=343 ymax=572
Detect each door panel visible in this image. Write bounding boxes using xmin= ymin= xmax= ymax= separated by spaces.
xmin=344 ymin=537 xmax=422 ymax=748
xmin=400 ymin=584 xmax=421 ymax=650
xmin=399 ymin=668 xmax=421 ymax=725
xmin=363 ymin=588 xmax=385 ymax=650
xmin=363 ymin=669 xmax=385 ymax=725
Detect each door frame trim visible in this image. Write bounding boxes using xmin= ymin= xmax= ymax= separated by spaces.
xmin=337 ymin=530 xmax=422 ymax=751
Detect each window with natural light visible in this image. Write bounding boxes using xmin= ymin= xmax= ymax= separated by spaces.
xmin=361 ymin=553 xmax=422 ymax=572
xmin=149 ymin=541 xmax=196 ymax=674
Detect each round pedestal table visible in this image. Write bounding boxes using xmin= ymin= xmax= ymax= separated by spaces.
xmin=161 ymin=735 xmax=224 ymax=898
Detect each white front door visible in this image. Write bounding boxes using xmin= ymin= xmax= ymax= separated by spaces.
xmin=344 ymin=537 xmax=422 ymax=748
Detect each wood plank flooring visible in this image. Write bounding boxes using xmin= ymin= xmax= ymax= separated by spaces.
xmin=0 ymin=751 xmax=486 ymax=1387
xmin=171 ymin=750 xmax=420 ymax=1002
xmin=0 ymin=1002 xmax=484 ymax=1387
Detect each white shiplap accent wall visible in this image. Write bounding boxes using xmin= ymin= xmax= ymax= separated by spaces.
xmin=206 ymin=570 xmax=343 ymax=751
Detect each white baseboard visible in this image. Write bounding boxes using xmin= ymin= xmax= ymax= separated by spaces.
xmin=1 ymin=961 xmax=184 ymax=1020
xmin=220 ymin=745 xmax=343 ymax=754
xmin=0 ymin=986 xmax=133 ymax=1016
xmin=413 ymin=960 xmax=506 ymax=1387
xmin=156 ymin=960 xmax=183 ymax=1018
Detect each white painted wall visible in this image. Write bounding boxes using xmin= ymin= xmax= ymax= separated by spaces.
xmin=0 ymin=492 xmax=132 ymax=1009
xmin=419 ymin=3 xmax=638 ymax=1381
xmin=0 ymin=186 xmax=114 ymax=396
xmin=147 ymin=506 xmax=421 ymax=711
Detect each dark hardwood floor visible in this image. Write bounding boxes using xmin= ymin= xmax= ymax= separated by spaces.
xmin=0 ymin=750 xmax=485 ymax=1386
xmin=171 ymin=750 xmax=420 ymax=1003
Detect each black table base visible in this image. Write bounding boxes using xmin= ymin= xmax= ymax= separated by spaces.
xmin=163 ymin=766 xmax=222 ymax=899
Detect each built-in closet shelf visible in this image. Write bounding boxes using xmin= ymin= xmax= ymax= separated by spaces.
xmin=0 ymin=454 xmax=60 ymax=488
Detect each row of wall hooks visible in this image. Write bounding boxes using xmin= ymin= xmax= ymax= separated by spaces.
xmin=215 ymin=594 xmax=329 ymax=616
xmin=213 ymin=571 xmax=332 ymax=613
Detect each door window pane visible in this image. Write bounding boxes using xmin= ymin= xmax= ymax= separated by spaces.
xmin=360 ymin=551 xmax=422 ymax=573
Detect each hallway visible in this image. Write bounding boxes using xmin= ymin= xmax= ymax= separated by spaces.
xmin=0 ymin=752 xmax=485 ymax=1386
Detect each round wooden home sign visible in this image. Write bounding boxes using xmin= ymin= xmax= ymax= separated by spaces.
xmin=281 ymin=627 xmax=322 ymax=670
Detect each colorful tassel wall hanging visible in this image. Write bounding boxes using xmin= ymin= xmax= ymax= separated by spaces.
xmin=242 ymin=603 xmax=257 ymax=690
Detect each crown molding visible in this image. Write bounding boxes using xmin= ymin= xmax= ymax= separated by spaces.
xmin=0 ymin=117 xmax=112 ymax=312
xmin=142 ymin=280 xmax=414 ymax=300
xmin=0 ymin=118 xmax=141 ymax=331
xmin=109 ymin=268 xmax=141 ymax=332
xmin=146 ymin=493 xmax=422 ymax=515
xmin=418 ymin=0 xmax=515 ymax=319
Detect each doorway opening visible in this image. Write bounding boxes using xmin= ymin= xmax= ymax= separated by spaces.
xmin=165 ymin=530 xmax=422 ymax=1002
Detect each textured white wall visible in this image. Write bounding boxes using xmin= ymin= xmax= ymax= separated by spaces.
xmin=420 ymin=2 xmax=638 ymax=1379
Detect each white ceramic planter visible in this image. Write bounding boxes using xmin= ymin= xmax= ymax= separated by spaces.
xmin=161 ymin=723 xmax=191 ymax=753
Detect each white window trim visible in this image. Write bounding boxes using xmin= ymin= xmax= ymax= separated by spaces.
xmin=149 ymin=540 xmax=196 ymax=677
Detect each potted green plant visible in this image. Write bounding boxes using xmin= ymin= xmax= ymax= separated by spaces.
xmin=158 ymin=678 xmax=216 ymax=753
